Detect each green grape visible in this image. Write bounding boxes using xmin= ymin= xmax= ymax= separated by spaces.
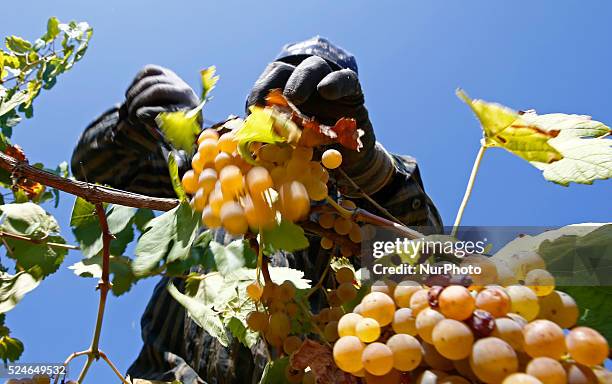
xmin=338 ymin=313 xmax=363 ymax=337
xmin=349 ymin=223 xmax=362 ymax=243
xmin=219 ymin=165 xmax=244 ymax=196
xmin=361 ymin=292 xmax=396 ymax=326
xmin=278 ymin=181 xmax=310 ymax=222
xmin=283 ymin=335 xmax=303 ymax=354
xmin=198 ymin=129 xmax=219 ymax=143
xmin=191 ymin=189 xmax=207 ymax=212
xmin=336 ymin=267 xmax=354 ymax=284
xmin=320 ymin=237 xmax=334 ymax=249
xmin=565 ymin=363 xmax=598 ymax=384
xmin=201 ymin=205 xmax=221 ymax=228
xmin=191 ymin=152 xmax=206 ymax=173
xmin=461 ymin=255 xmax=499 ymax=287
xmin=214 ymin=151 xmax=233 ymax=172
xmin=292 ymin=146 xmax=314 ymax=161
xmin=494 ymin=259 xmax=520 ymax=286
xmin=181 ymin=169 xmax=199 ymax=194
xmin=566 ymin=327 xmax=609 ymax=366
xmin=333 ymin=336 xmax=365 ymax=373
xmin=453 ymin=359 xmax=479 ymax=383
xmin=322 ymin=149 xmax=342 ymax=169
xmin=356 ymin=317 xmax=381 ymax=342
xmin=409 ymin=288 xmax=430 ymax=316
xmin=422 ymin=342 xmax=454 ymax=371
xmin=318 ymin=212 xmax=336 ymax=229
xmin=279 ymin=281 xmax=296 ymax=302
xmin=526 ymin=357 xmax=567 ymax=384
xmin=523 ymin=320 xmax=566 ymax=359
xmin=392 ymin=307 xmax=417 ymax=335
xmin=537 ymin=290 xmax=578 ymax=328
xmin=476 ymin=287 xmax=511 ymax=318
xmin=334 ymin=217 xmax=352 ymax=235
xmin=438 ymin=285 xmax=475 ymax=321
xmin=502 ymin=373 xmax=543 ymax=384
xmin=270 ymin=166 xmax=287 ymax=186
xmin=506 ymin=313 xmax=528 ymax=328
xmin=219 ymin=201 xmax=248 ymax=235
xmin=325 ymin=321 xmax=339 ymax=342
xmin=305 ymin=179 xmax=328 ymax=201
xmin=371 ymin=279 xmax=397 ymax=297
xmin=503 ymin=251 xmax=546 ymax=280
xmin=469 ymin=337 xmax=518 ymax=384
xmin=246 ymin=166 xmax=273 ymax=194
xmin=198 ymin=137 xmax=219 ymax=162
xmin=491 ymin=317 xmax=525 ymax=352
xmin=243 ymin=193 xmax=275 ymax=229
xmin=416 ymin=308 xmax=446 ymax=344
xmin=431 ymin=319 xmax=474 ymax=360
xmin=217 ymin=132 xmax=237 ymax=154
xmin=246 ymin=311 xmax=268 ymax=332
xmin=362 ymin=342 xmax=394 ymax=376
xmin=506 ymin=285 xmax=540 ymax=321
xmin=198 ymin=168 xmax=218 ymax=192
xmin=386 ymin=333 xmax=422 ymax=371
xmin=246 ymin=281 xmax=263 ymax=301
xmin=394 ymin=280 xmax=421 ymax=308
xmin=329 ymin=306 xmax=344 ymax=321
xmin=524 ymin=269 xmax=555 ymax=297
xmin=337 ymin=282 xmax=357 ymax=303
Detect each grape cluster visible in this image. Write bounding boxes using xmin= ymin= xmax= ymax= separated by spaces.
xmin=316 ymin=199 xmax=364 ymax=258
xmin=181 ymin=127 xmax=344 ymax=235
xmin=333 ymin=276 xmax=610 ymax=384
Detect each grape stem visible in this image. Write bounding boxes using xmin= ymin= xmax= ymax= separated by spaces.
xmin=451 ymin=145 xmax=487 ymax=237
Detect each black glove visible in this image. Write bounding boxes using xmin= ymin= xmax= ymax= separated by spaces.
xmin=246 ymin=56 xmax=376 ymax=164
xmin=124 ymin=64 xmax=199 ymax=125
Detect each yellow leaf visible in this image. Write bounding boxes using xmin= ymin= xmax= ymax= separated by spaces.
xmin=234 ymin=106 xmax=286 ymax=164
xmin=200 ymin=66 xmax=219 ymax=100
xmin=155 ymin=111 xmax=199 ymax=155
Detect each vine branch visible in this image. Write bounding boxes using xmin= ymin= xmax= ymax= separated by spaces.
xmin=451 ymin=145 xmax=487 ymax=237
xmin=0 ymin=230 xmax=79 ymax=250
xmin=0 ymin=151 xmax=179 ymax=211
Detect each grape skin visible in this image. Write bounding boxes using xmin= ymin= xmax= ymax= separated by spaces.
xmin=321 ymin=149 xmax=343 ymax=169
xmin=492 ymin=317 xmax=525 ymax=352
xmin=361 ymin=292 xmax=396 ymax=326
xmin=522 ymin=320 xmax=566 ymax=359
xmin=476 ymin=287 xmax=511 ymax=318
xmin=336 ymin=267 xmax=354 ymax=284
xmin=537 ymin=290 xmax=578 ymax=328
xmin=422 ymin=342 xmax=454 ymax=371
xmin=356 ymin=317 xmax=381 ymax=343
xmin=501 ymin=373 xmax=543 ymax=384
xmin=337 ymin=313 xmax=364 ymax=337
xmin=333 ymin=336 xmax=365 ymax=373
xmin=386 ymin=333 xmax=422 ymax=371
xmin=469 ymin=337 xmax=519 ymax=384
xmin=416 ymin=308 xmax=446 ymax=344
xmin=524 ymin=269 xmax=555 ymax=297
xmin=394 ymin=280 xmax=421 ymax=308
xmin=362 ymin=342 xmax=394 ymax=376
xmin=431 ymin=319 xmax=474 ymax=360
xmin=566 ymin=327 xmax=609 ymax=366
xmin=392 ymin=307 xmax=417 ymax=336
xmin=526 ymin=357 xmax=567 ymax=384
xmin=506 ymin=285 xmax=540 ymax=321
xmin=409 ymin=288 xmax=430 ymax=316
xmin=438 ymin=285 xmax=475 ymax=321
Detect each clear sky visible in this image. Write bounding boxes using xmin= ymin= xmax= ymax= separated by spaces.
xmin=1 ymin=1 xmax=611 ymax=382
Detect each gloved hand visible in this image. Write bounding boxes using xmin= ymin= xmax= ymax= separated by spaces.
xmin=124 ymin=64 xmax=199 ymax=125
xmin=246 ymin=56 xmax=376 ymax=167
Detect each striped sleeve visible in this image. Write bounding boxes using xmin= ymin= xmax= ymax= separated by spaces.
xmin=71 ymin=105 xmax=191 ymax=198
xmin=339 ymin=143 xmax=443 ymax=232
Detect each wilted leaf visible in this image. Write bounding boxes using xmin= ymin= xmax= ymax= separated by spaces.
xmin=262 ymin=220 xmax=309 ymax=253
xmin=291 ymin=339 xmax=358 ymax=384
xmin=167 ymin=282 xmax=229 ymax=346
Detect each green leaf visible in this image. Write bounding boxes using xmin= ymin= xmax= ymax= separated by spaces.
xmin=167 ymin=282 xmax=229 ymax=346
xmin=155 ymin=111 xmax=199 ymax=156
xmin=267 ymin=266 xmax=311 ymax=289
xmin=559 ymin=286 xmax=612 ymax=343
xmin=133 ymin=202 xmax=200 ymax=275
xmin=42 ymin=17 xmax=61 ymax=42
xmin=262 ymin=220 xmax=309 ymax=253
xmin=458 ymin=90 xmax=562 ymax=163
xmin=210 ymin=240 xmax=257 ymax=276
xmin=0 ymin=202 xmax=60 ymax=236
xmin=259 ymin=357 xmax=290 ymax=384
xmin=235 ymin=108 xmax=285 ymax=164
xmin=200 ymin=66 xmax=219 ymax=100
xmin=167 ymin=152 xmax=187 ymax=201
xmin=106 ymin=205 xmax=137 ymax=234
xmin=134 ymin=208 xmax=155 ymax=232
xmin=5 ymin=36 xmax=32 ymax=54
xmin=0 ymin=271 xmax=40 ymax=313
xmin=70 ymin=197 xmax=102 ymax=258
xmin=69 ymin=254 xmax=138 ymax=296
xmin=3 ymin=236 xmax=67 ymax=278
xmin=0 ymin=335 xmax=23 ymax=363
xmin=227 ymin=317 xmax=259 ymax=349
xmin=70 ymin=197 xmax=96 ymax=227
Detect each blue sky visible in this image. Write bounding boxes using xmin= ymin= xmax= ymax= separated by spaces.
xmin=1 ymin=1 xmax=611 ymax=382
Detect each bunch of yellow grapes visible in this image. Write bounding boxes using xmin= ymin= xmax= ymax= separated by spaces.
xmin=181 ymin=128 xmax=344 ymax=235
xmin=316 ymin=200 xmax=364 ymax=258
xmin=332 ymin=275 xmax=611 ymax=384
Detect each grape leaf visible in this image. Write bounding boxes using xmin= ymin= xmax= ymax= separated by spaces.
xmin=458 ymin=90 xmax=562 ymax=163
xmin=459 ymin=89 xmax=612 ymax=185
xmin=0 ymin=335 xmax=23 ymax=363
xmin=227 ymin=316 xmax=259 ymax=349
xmin=167 ymin=282 xmax=229 ymax=346
xmin=262 ymin=220 xmax=309 ymax=253
xmin=200 ymin=66 xmax=219 ymax=100
xmin=41 ymin=17 xmax=60 ymax=43
xmin=291 ymin=339 xmax=358 ymax=384
xmin=259 ymin=357 xmax=290 ymax=384
xmin=167 ymin=152 xmax=187 ymax=201
xmin=133 ymin=202 xmax=200 ymax=275
xmin=106 ymin=204 xmax=137 ymax=234
xmin=155 ymin=111 xmax=199 ymax=156
xmin=0 ymin=271 xmax=39 ymax=313
xmin=209 ymin=240 xmax=257 ymax=276
xmin=235 ymin=107 xmax=286 ymax=164
xmin=69 ymin=254 xmax=138 ymax=296
xmin=558 ymin=286 xmax=612 ymax=343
